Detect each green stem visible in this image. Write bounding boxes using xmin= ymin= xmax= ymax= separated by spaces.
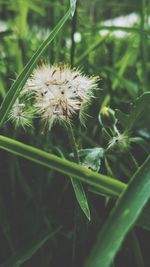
xmin=128 ymin=152 xmax=139 ymax=172
xmin=67 ymin=122 xmax=80 ymax=163
xmin=104 ymin=157 xmax=114 ymax=177
xmin=140 ymin=0 xmax=148 ymax=91
xmin=0 ymin=135 xmax=126 ymax=198
xmin=67 ymin=123 xmax=89 ymax=260
xmin=70 ymin=3 xmax=78 ymax=67
xmin=113 ymin=124 xmax=120 ymax=136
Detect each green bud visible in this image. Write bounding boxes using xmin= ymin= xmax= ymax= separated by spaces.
xmin=99 ymin=107 xmax=116 ymax=128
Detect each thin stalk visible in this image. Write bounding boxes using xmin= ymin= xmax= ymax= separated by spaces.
xmin=74 ymin=129 xmax=98 ymax=147
xmin=67 ymin=122 xmax=79 ymax=163
xmin=129 ymin=231 xmax=145 ymax=267
xmin=68 ymin=122 xmax=87 ymax=266
xmin=76 ymin=34 xmax=110 ymax=65
xmin=70 ymin=6 xmax=77 ymax=67
xmin=72 ymin=205 xmax=78 ymax=267
xmin=0 ymin=194 xmax=15 ymax=254
xmin=128 ymin=152 xmax=139 ymax=172
xmin=47 ymin=1 xmax=55 ymax=64
xmin=140 ymin=0 xmax=148 ymax=91
xmin=0 ymin=79 xmax=6 ymax=99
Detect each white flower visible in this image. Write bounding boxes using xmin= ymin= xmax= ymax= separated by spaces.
xmin=23 ymin=64 xmax=98 ymax=129
xmin=107 ymin=134 xmax=129 ymax=152
xmin=9 ymin=99 xmax=32 ymax=129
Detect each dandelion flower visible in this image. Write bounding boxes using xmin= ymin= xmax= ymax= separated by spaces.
xmin=24 ymin=64 xmax=98 ymax=129
xmin=107 ymin=134 xmax=129 ymax=152
xmin=9 ymin=99 xmax=32 ymax=129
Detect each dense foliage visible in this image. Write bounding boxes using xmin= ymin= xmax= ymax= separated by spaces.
xmin=0 ymin=0 xmax=150 ymax=267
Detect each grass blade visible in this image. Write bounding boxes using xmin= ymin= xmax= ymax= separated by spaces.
xmin=71 ymin=177 xmax=91 ymax=221
xmin=116 ymin=93 xmax=150 ymax=132
xmin=0 ymin=227 xmax=61 ymax=267
xmin=76 ymin=34 xmax=110 ymax=65
xmin=0 ymin=8 xmax=71 ymax=128
xmin=0 ymin=195 xmax=14 ymax=254
xmin=97 ymin=25 xmax=150 ymax=36
xmin=125 ymin=92 xmax=150 ymax=133
xmin=0 ymin=135 xmax=126 ymax=198
xmin=85 ymin=156 xmax=150 ymax=267
xmin=55 ymin=147 xmax=91 ymax=221
xmin=70 ymin=0 xmax=77 ymax=16
xmin=140 ymin=0 xmax=148 ymax=91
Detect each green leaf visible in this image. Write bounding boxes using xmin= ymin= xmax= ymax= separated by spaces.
xmin=70 ymin=0 xmax=77 ymax=16
xmin=85 ymin=156 xmax=150 ymax=267
xmin=0 ymin=135 xmax=126 ymax=198
xmin=0 ymin=195 xmax=14 ymax=253
xmin=125 ymin=92 xmax=150 ymax=132
xmin=77 ymin=148 xmax=104 ymax=172
xmin=76 ymin=34 xmax=110 ymax=65
xmin=104 ymin=67 xmax=138 ymax=99
xmin=0 ymin=227 xmax=61 ymax=267
xmin=71 ymin=147 xmax=104 ymax=166
xmin=70 ymin=178 xmax=91 ymax=221
xmin=116 ymin=93 xmax=150 ymax=133
xmin=0 ymin=8 xmax=71 ymax=128
xmin=0 ymin=79 xmax=6 ymax=99
xmin=55 ymin=148 xmax=91 ymax=221
xmin=98 ymin=25 xmax=150 ymax=36
xmin=115 ymin=109 xmax=129 ymax=128
xmin=15 ymin=159 xmax=33 ymax=200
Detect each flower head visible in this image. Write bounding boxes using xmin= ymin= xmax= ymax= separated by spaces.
xmin=9 ymin=99 xmax=32 ymax=129
xmin=107 ymin=134 xmax=129 ymax=152
xmin=23 ymin=64 xmax=98 ymax=129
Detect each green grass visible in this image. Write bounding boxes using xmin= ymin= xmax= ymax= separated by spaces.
xmin=0 ymin=0 xmax=150 ymax=266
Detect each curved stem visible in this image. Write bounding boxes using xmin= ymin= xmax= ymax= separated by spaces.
xmin=67 ymin=122 xmax=80 ymax=163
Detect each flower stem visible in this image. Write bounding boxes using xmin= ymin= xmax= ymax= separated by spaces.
xmin=128 ymin=152 xmax=139 ymax=172
xmin=67 ymin=122 xmax=80 ymax=163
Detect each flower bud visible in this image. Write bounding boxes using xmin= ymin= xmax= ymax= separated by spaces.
xmin=99 ymin=106 xmax=116 ymax=128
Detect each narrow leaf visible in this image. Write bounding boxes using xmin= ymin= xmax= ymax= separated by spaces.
xmin=71 ymin=148 xmax=104 ymax=218
xmin=98 ymin=25 xmax=150 ymax=36
xmin=104 ymin=66 xmax=138 ymax=98
xmin=71 ymin=178 xmax=91 ymax=221
xmin=116 ymin=93 xmax=150 ymax=133
xmin=0 ymin=135 xmax=126 ymax=198
xmin=0 ymin=227 xmax=61 ymax=267
xmin=56 ymin=148 xmax=91 ymax=221
xmin=115 ymin=109 xmax=129 ymax=128
xmin=126 ymin=92 xmax=150 ymax=132
xmin=70 ymin=0 xmax=77 ymax=16
xmin=85 ymin=156 xmax=150 ymax=267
